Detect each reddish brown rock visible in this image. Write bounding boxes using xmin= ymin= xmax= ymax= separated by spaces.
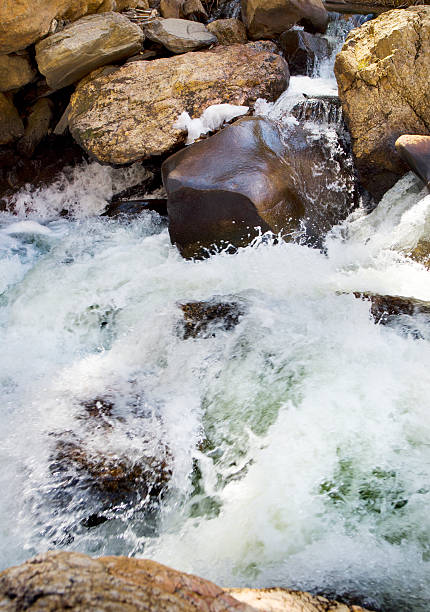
xmin=395 ymin=134 xmax=430 ymax=188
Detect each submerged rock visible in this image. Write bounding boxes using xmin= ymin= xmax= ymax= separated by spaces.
xmin=335 ymin=7 xmax=430 ymax=199
xmin=163 ymin=116 xmax=358 ymax=258
xmin=354 ymin=292 xmax=430 ymax=325
xmin=207 ymin=19 xmax=248 ymax=45
xmin=279 ymin=29 xmax=329 ymax=75
xmin=103 ymin=198 xmax=168 ymax=217
xmin=395 ymin=135 xmax=430 ymax=188
xmin=241 ymin=0 xmax=328 ymax=40
xmin=143 ymin=18 xmax=217 ymax=53
xmin=179 ymin=298 xmax=246 ymax=338
xmin=68 ymin=42 xmax=289 ymax=164
xmin=35 ymin=12 xmax=144 ymax=90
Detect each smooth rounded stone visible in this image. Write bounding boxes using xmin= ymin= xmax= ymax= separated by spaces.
xmin=0 ymin=552 xmax=255 ymax=612
xmin=0 ymin=0 xmax=113 ymax=55
xmin=0 ymin=53 xmax=36 ymax=92
xmin=68 ymin=42 xmax=289 ymax=164
xmin=279 ymin=29 xmax=329 ymax=75
xmin=395 ymin=135 xmax=430 ymax=188
xmin=162 ymin=115 xmax=357 ymax=258
xmin=0 ymin=94 xmax=24 ymax=145
xmin=335 ymin=7 xmax=430 ymax=200
xmin=143 ymin=18 xmax=217 ymax=53
xmin=241 ymin=0 xmax=328 ymax=40
xmin=17 ymin=98 xmax=54 ymax=158
xmin=207 ymin=18 xmax=248 ymax=45
xmin=35 ymin=12 xmax=143 ymax=90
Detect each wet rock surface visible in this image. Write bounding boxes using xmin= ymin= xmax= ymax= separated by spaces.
xmin=354 ymin=292 xmax=430 ymax=326
xmin=241 ymin=0 xmax=328 ymax=40
xmin=143 ymin=18 xmax=217 ymax=53
xmin=68 ymin=42 xmax=289 ymax=164
xmin=163 ymin=115 xmax=358 ymax=258
xmin=35 ymin=12 xmax=144 ymax=90
xmin=280 ymin=29 xmax=329 ymax=75
xmin=335 ymin=7 xmax=430 ymax=199
xmin=179 ymin=298 xmax=246 ymax=338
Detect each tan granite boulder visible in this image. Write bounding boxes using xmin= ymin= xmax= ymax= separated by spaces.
xmin=335 ymin=7 xmax=430 ymax=199
xmin=68 ymin=42 xmax=289 ymax=164
xmin=241 ymin=0 xmax=328 ymax=40
xmin=0 ymin=52 xmax=36 ymax=92
xmin=207 ymin=19 xmax=248 ymax=44
xmin=35 ymin=12 xmax=143 ymax=90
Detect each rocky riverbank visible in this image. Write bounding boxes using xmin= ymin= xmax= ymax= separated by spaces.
xmin=1 ymin=0 xmax=430 ymax=607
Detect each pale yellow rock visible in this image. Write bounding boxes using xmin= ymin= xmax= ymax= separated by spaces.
xmin=0 ymin=53 xmax=36 ymax=92
xmin=335 ymin=6 xmax=430 ymax=199
xmin=227 ymin=587 xmax=372 ymax=612
xmin=0 ymin=93 xmax=24 ymax=145
xmin=68 ymin=42 xmax=289 ymax=164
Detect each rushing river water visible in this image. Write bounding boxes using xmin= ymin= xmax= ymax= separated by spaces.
xmin=1 ymin=15 xmax=430 ymax=612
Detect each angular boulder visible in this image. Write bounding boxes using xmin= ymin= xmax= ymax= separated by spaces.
xmin=68 ymin=42 xmax=289 ymax=164
xmin=35 ymin=12 xmax=143 ymax=90
xmin=241 ymin=0 xmax=328 ymax=40
xmin=207 ymin=18 xmax=248 ymax=45
xmin=143 ymin=18 xmax=217 ymax=53
xmin=0 ymin=94 xmax=24 ymax=145
xmin=395 ymin=134 xmax=430 ymax=188
xmin=162 ymin=116 xmax=358 ymax=258
xmin=335 ymin=7 xmax=430 ymax=199
xmin=0 ymin=53 xmax=36 ymax=92
xmin=279 ymin=29 xmax=329 ymax=75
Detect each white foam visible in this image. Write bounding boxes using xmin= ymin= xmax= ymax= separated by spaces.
xmin=174 ymin=104 xmax=249 ymax=144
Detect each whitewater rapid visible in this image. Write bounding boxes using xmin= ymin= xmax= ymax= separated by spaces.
xmin=1 ymin=14 xmax=430 ymax=612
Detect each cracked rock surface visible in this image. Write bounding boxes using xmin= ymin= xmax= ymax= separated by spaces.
xmin=335 ymin=7 xmax=430 ymax=199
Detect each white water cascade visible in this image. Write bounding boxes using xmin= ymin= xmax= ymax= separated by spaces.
xmin=1 ymin=15 xmax=430 ymax=612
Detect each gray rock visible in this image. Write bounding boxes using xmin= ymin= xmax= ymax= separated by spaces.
xmin=35 ymin=12 xmax=144 ymax=90
xmin=143 ymin=18 xmax=217 ymax=53
xmin=0 ymin=94 xmax=24 ymax=145
xmin=0 ymin=53 xmax=36 ymax=92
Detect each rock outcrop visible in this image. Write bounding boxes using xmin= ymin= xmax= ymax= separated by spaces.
xmin=335 ymin=7 xmax=430 ymax=199
xmin=35 ymin=12 xmax=143 ymax=90
xmin=207 ymin=19 xmax=248 ymax=45
xmin=241 ymin=0 xmax=328 ymax=40
xmin=0 ymin=53 xmax=36 ymax=92
xmin=162 ymin=115 xmax=358 ymax=258
xmin=143 ymin=18 xmax=217 ymax=53
xmin=68 ymin=42 xmax=289 ymax=164
xmin=0 ymin=551 xmax=374 ymax=611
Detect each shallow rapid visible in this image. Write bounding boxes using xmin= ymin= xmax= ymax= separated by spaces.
xmin=1 ymin=14 xmax=430 ymax=612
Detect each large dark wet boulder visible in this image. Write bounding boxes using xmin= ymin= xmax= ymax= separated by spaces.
xmin=162 ymin=116 xmax=358 ymax=258
xmin=279 ymin=30 xmax=329 ymax=75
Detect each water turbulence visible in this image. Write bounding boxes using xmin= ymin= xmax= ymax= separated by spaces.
xmin=1 ymin=14 xmax=430 ymax=612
